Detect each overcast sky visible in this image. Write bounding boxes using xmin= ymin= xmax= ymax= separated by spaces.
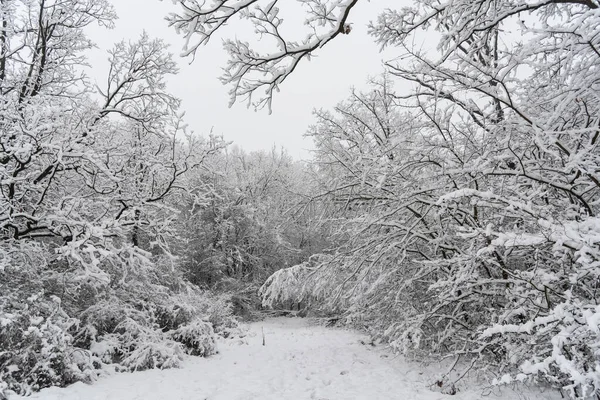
xmin=85 ymin=0 xmax=400 ymax=160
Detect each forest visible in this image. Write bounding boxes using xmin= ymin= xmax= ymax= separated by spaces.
xmin=1 ymin=0 xmax=599 ymax=399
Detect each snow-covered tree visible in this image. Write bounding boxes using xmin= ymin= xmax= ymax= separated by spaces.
xmin=176 ymin=145 xmax=330 ymax=316
xmin=167 ymin=0 xmax=360 ymax=111
xmin=0 ymin=1 xmax=231 ymax=395
xmin=171 ymin=0 xmax=600 ymax=397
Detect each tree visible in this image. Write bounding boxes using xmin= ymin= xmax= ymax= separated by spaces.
xmin=0 ymin=1 xmax=230 ymax=394
xmin=171 ymin=0 xmax=600 ymax=397
xmin=179 ymin=146 xmax=328 ymax=299
xmin=167 ymin=0 xmax=360 ymax=111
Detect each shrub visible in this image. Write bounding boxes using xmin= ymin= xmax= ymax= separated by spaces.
xmin=0 ymin=246 xmax=239 ymax=394
xmin=169 ymin=319 xmax=216 ymax=356
xmin=0 ymin=293 xmax=96 ymax=395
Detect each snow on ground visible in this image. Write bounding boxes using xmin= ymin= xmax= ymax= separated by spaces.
xmin=16 ymin=318 xmax=562 ymax=400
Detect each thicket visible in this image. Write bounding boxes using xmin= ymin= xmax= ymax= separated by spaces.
xmin=0 ymin=2 xmax=329 ymax=396
xmin=170 ymin=0 xmax=600 ymax=397
xmin=0 ymin=1 xmax=265 ymax=396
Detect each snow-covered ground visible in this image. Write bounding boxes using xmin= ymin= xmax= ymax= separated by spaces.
xmin=16 ymin=318 xmax=562 ymax=400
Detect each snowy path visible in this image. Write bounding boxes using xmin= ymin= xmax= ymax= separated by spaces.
xmin=20 ymin=318 xmax=560 ymax=400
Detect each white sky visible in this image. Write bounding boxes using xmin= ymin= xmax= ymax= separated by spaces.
xmin=85 ymin=0 xmax=401 ymax=160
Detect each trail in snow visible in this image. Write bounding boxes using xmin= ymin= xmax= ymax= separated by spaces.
xmin=18 ymin=318 xmax=561 ymax=400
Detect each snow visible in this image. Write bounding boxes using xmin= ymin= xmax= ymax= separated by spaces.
xmin=12 ymin=318 xmax=562 ymax=400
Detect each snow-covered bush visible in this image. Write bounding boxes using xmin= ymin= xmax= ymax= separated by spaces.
xmin=0 ymin=242 xmax=94 ymax=395
xmin=167 ymin=291 xmax=244 ymax=339
xmin=79 ymin=300 xmax=180 ymax=370
xmin=169 ymin=319 xmax=216 ymax=356
xmin=0 ymin=291 xmax=92 ymax=394
xmin=113 ymin=317 xmax=185 ymax=371
xmin=120 ymin=340 xmax=184 ymax=372
xmin=0 ymin=246 xmax=230 ymax=394
xmin=155 ymin=297 xmax=196 ymax=332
